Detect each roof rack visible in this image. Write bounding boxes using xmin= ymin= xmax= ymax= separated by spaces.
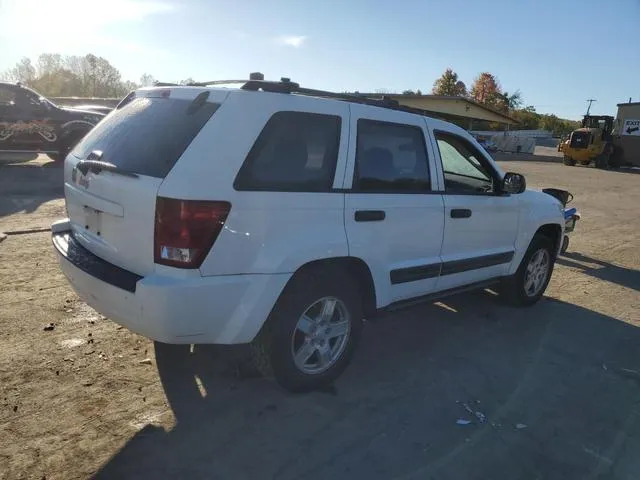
xmin=152 ymin=74 xmax=444 ymax=119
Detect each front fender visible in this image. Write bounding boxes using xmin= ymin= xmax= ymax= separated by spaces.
xmin=509 ymin=190 xmax=565 ymax=275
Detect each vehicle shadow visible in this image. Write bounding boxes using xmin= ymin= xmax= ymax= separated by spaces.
xmin=558 ymin=252 xmax=640 ymax=291
xmin=610 ymin=166 xmax=640 ymax=175
xmin=94 ymin=292 xmax=640 ymax=480
xmin=0 ymin=162 xmax=63 ymax=221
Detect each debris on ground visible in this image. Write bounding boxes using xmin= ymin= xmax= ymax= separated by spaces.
xmin=138 ymin=358 xmax=153 ymax=365
xmin=456 ymin=419 xmax=472 ymax=425
xmin=516 ymin=423 xmax=528 ymax=429
xmin=98 ymin=352 xmax=107 ymax=361
xmin=43 ymin=323 xmax=55 ymax=331
xmin=0 ymin=232 xmax=7 ymax=243
xmin=458 ymin=401 xmax=487 ymax=424
xmin=82 ymin=381 xmax=93 ymax=387
xmin=474 ymin=410 xmax=487 ymax=423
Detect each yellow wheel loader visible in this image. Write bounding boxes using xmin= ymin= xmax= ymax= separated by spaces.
xmin=559 ymin=115 xmax=619 ymax=169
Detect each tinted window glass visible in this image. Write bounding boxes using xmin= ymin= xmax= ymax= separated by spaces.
xmin=0 ymin=86 xmax=16 ymax=105
xmin=354 ymin=120 xmax=430 ymax=192
xmin=435 ymin=132 xmax=494 ymax=193
xmin=235 ymin=111 xmax=341 ymax=192
xmin=71 ymin=96 xmax=219 ymax=178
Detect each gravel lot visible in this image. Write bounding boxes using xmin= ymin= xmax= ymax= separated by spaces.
xmin=1 ymin=156 xmax=639 ymax=480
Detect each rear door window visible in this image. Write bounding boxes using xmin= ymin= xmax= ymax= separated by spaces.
xmin=234 ymin=111 xmax=341 ymax=192
xmin=71 ymin=96 xmax=219 ymax=178
xmin=354 ymin=119 xmax=431 ymax=193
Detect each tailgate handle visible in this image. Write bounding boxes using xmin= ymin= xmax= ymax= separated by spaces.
xmin=451 ymin=208 xmax=472 ymax=219
xmin=355 ymin=210 xmax=386 ymax=222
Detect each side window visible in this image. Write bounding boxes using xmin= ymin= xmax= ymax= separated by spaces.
xmin=235 ymin=111 xmax=341 ymax=192
xmin=0 ymin=87 xmax=16 ymax=106
xmin=354 ymin=119 xmax=430 ymax=192
xmin=434 ymin=132 xmax=495 ymax=194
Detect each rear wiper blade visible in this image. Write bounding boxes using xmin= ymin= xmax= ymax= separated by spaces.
xmin=76 ymin=160 xmax=139 ymax=178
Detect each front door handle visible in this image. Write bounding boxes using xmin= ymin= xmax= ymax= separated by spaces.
xmin=355 ymin=210 xmax=386 ymax=222
xmin=451 ymin=208 xmax=472 ymax=219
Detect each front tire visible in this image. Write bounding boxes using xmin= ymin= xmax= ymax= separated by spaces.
xmin=251 ymin=266 xmax=363 ymax=393
xmin=563 ymin=155 xmax=576 ymax=166
xmin=502 ymin=235 xmax=556 ymax=306
xmin=51 ymin=131 xmax=87 ymax=163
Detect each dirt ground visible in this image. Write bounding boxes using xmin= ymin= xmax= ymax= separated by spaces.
xmin=0 ymin=156 xmax=639 ymax=480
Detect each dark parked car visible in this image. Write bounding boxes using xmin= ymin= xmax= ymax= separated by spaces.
xmin=68 ymin=104 xmax=114 ymax=115
xmin=0 ymin=82 xmax=105 ymax=162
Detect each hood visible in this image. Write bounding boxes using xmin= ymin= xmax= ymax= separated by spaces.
xmin=61 ymin=106 xmax=106 ymax=116
xmin=60 ymin=106 xmax=105 ymax=124
xmin=521 ymin=188 xmax=567 ymax=214
xmin=67 ymin=104 xmax=113 ymax=115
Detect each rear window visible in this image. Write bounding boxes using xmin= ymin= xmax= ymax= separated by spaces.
xmin=71 ymin=96 xmax=219 ymax=178
xmin=234 ymin=111 xmax=341 ymax=192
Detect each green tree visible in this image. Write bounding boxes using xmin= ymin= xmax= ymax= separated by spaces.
xmin=0 ymin=57 xmax=36 ymax=84
xmin=500 ymin=90 xmax=523 ymax=112
xmin=432 ymin=68 xmax=466 ymax=96
xmin=511 ymin=105 xmax=540 ymax=130
xmin=1 ymin=53 xmax=136 ymax=97
xmin=139 ymin=73 xmax=156 ymax=87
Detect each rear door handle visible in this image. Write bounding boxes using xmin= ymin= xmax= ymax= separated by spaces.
xmin=451 ymin=208 xmax=472 ymax=219
xmin=355 ymin=210 xmax=386 ymax=222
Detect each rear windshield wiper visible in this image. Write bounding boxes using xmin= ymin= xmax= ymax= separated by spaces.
xmin=76 ymin=159 xmax=139 ymax=178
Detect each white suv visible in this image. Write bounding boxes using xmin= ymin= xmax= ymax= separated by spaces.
xmin=52 ymin=77 xmax=565 ymax=392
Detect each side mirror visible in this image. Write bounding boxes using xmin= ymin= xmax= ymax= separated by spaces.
xmin=501 ymin=172 xmax=526 ymax=194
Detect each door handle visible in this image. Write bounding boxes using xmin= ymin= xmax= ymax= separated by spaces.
xmin=451 ymin=208 xmax=472 ymax=219
xmin=355 ymin=210 xmax=386 ymax=222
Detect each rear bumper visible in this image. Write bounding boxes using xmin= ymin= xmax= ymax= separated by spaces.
xmin=52 ymin=226 xmax=291 ymax=344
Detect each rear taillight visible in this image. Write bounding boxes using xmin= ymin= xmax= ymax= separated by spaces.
xmin=154 ymin=197 xmax=231 ymax=269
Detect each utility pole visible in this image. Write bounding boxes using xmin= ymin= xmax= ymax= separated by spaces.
xmin=586 ymin=99 xmax=597 ymax=115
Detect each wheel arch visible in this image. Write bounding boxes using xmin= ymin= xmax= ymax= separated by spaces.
xmin=510 ymin=218 xmax=563 ymax=275
xmin=285 ymin=256 xmax=377 ymax=319
xmin=58 ymin=121 xmax=94 ymax=145
xmin=534 ymin=223 xmax=563 ymax=256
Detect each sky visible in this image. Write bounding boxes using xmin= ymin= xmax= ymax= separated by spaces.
xmin=0 ymin=0 xmax=639 ymax=120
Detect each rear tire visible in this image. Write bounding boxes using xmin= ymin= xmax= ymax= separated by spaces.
xmin=501 ymin=235 xmax=556 ymax=307
xmin=595 ymin=154 xmax=609 ymax=170
xmin=563 ymin=155 xmax=576 ymax=166
xmin=595 ymin=143 xmax=613 ymax=170
xmin=251 ymin=266 xmax=363 ymax=393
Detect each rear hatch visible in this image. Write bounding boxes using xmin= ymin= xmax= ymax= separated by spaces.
xmin=64 ymin=87 xmax=227 ymax=276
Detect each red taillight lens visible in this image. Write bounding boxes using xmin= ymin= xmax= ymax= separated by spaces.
xmin=154 ymin=197 xmax=231 ymax=269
